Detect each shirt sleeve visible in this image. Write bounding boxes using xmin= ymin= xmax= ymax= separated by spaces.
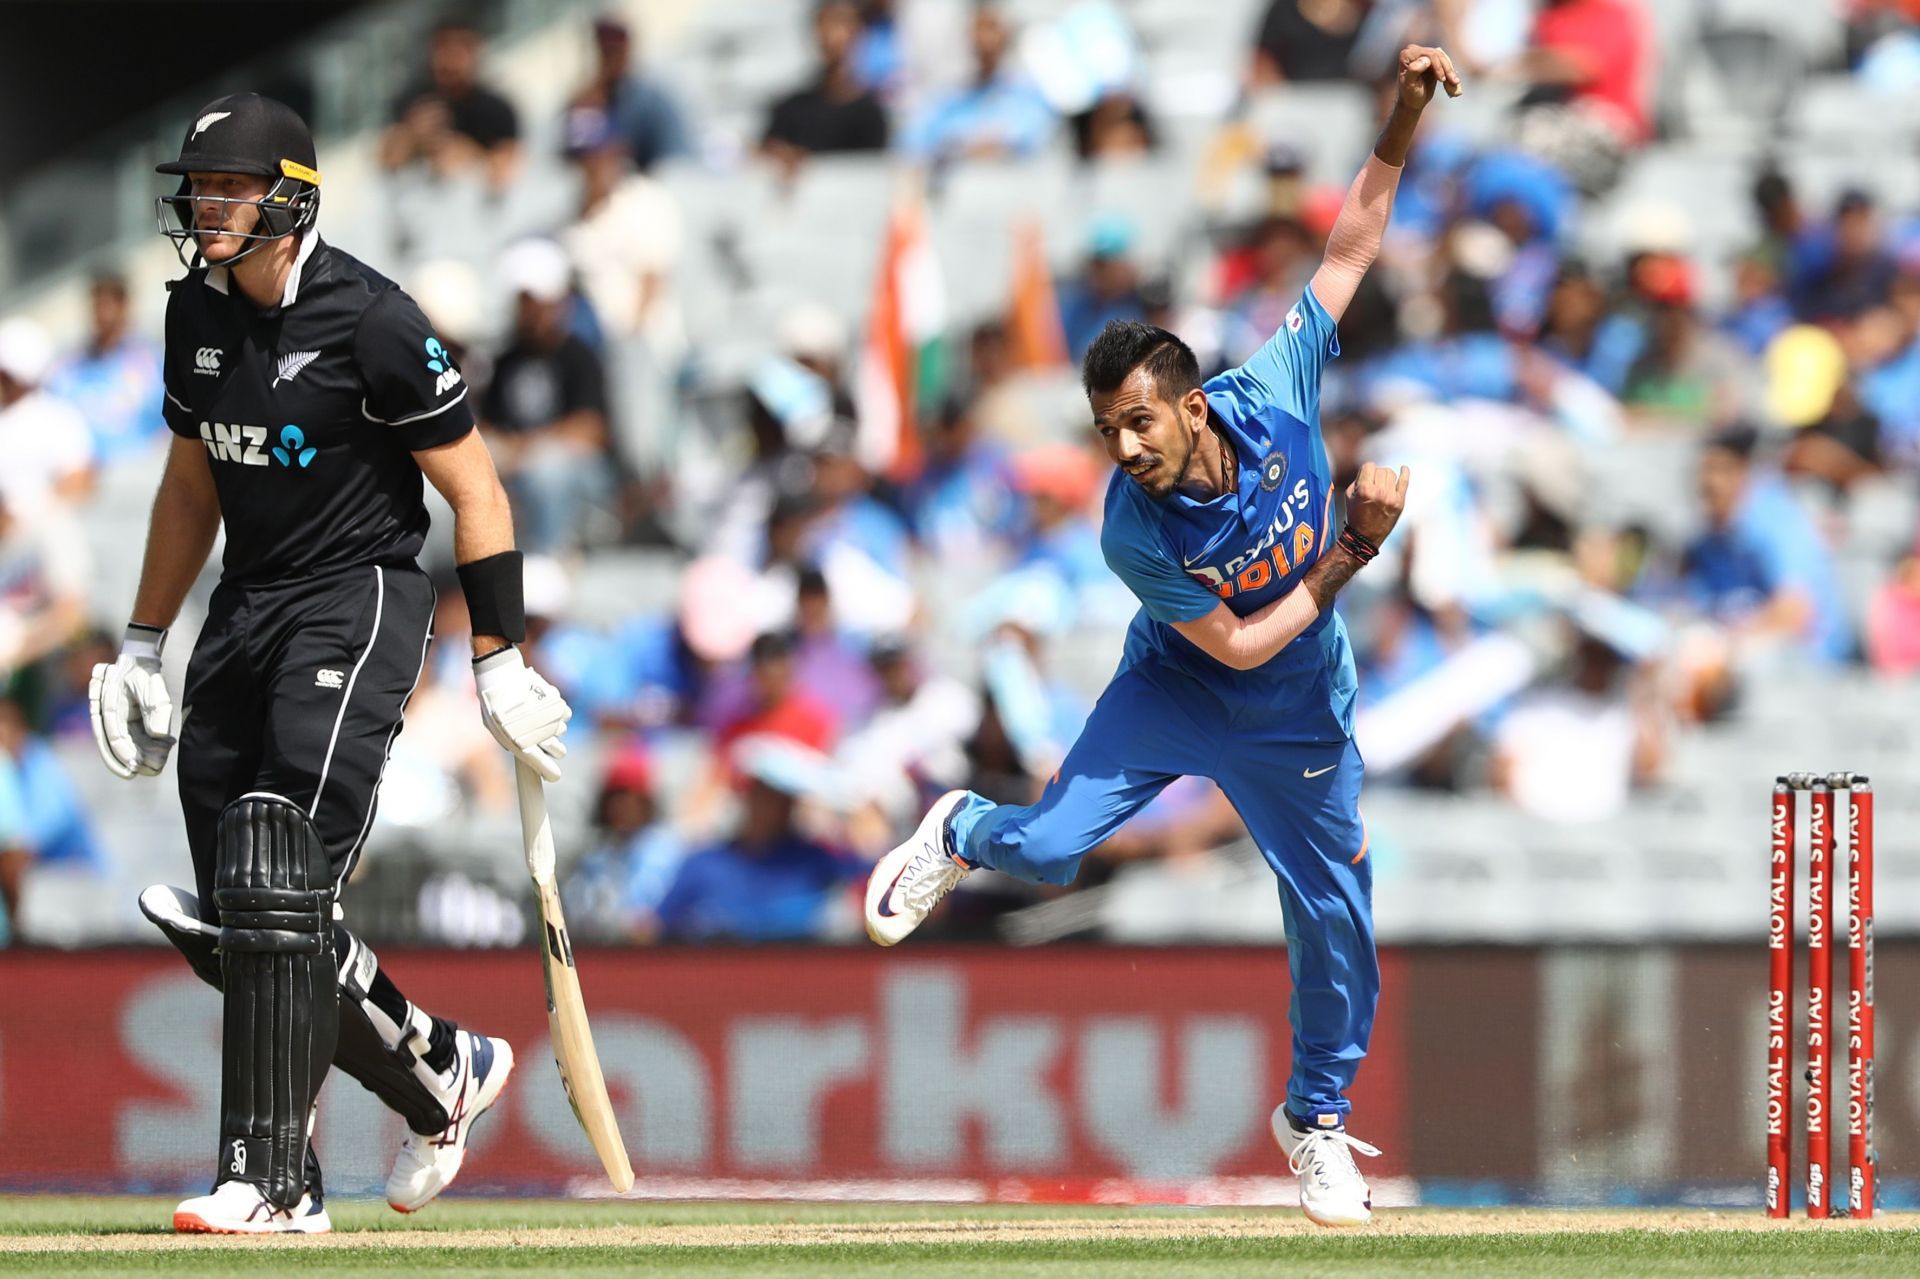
xmin=353 ymin=290 xmax=477 ymax=451
xmin=1217 ymin=283 xmax=1342 ymax=425
xmin=1099 ymin=491 xmax=1220 ymax=625
xmin=160 ymin=290 xmax=196 ymax=439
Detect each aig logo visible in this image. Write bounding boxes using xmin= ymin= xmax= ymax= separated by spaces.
xmin=199 ymin=420 xmax=267 ymax=466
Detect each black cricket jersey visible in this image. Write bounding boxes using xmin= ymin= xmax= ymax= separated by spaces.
xmin=160 ymin=234 xmax=475 ymax=586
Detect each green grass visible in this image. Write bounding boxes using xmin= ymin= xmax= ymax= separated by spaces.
xmin=3 ymin=1198 xmax=1915 ymax=1278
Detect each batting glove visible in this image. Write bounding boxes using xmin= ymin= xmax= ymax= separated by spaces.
xmin=474 ymin=647 xmax=572 ymax=783
xmin=89 ymin=624 xmax=177 ymax=780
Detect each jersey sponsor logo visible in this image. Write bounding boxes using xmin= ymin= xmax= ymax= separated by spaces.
xmin=1185 ymin=477 xmax=1316 ymax=599
xmin=1286 ymin=306 xmax=1305 ymax=333
xmin=423 ymin=336 xmax=463 ymax=396
xmin=273 ymin=350 xmax=320 ymax=387
xmin=198 ymin=420 xmax=268 ymax=466
xmin=193 ymin=347 xmax=222 ymax=376
xmin=271 ymin=424 xmax=317 ymax=469
xmin=315 ymin=668 xmax=345 ymax=690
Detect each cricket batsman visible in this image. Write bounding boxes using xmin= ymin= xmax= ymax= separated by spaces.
xmin=87 ymin=93 xmax=572 ymax=1233
xmin=866 ymin=47 xmax=1461 ymax=1227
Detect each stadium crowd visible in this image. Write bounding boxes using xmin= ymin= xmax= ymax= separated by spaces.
xmin=3 ymin=0 xmax=1919 ymax=946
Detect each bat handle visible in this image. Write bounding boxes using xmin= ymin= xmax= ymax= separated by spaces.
xmin=515 ymin=759 xmax=558 ymax=886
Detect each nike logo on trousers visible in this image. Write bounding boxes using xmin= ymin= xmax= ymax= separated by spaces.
xmin=1303 ymin=765 xmax=1337 ymax=779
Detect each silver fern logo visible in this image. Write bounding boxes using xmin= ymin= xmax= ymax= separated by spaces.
xmin=273 ymin=350 xmax=320 ymax=388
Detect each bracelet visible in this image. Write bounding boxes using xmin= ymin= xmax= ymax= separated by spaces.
xmin=1337 ymin=527 xmax=1381 ymax=565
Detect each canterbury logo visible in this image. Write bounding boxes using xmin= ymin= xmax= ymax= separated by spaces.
xmin=315 ymin=668 xmax=344 ymax=690
xmin=194 ymin=347 xmax=222 ymax=376
xmin=274 ymin=350 xmax=319 ymax=387
xmin=193 ymin=111 xmax=233 ymax=139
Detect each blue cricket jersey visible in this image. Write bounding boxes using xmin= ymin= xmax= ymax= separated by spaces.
xmin=1100 ymin=285 xmax=1357 ymax=735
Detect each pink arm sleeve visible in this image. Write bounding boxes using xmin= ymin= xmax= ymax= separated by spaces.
xmin=1308 ymin=154 xmax=1403 ymax=323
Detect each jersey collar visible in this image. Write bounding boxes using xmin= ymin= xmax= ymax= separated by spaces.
xmin=204 ymin=230 xmax=321 ymax=309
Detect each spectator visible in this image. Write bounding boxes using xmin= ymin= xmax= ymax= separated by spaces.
xmin=0 ymin=318 xmax=94 ymax=513
xmin=792 ymin=567 xmax=881 ymax=727
xmin=381 ymin=19 xmax=522 ymax=192
xmin=1508 ymin=0 xmax=1654 ymax=192
xmin=1537 ymin=260 xmax=1641 ymax=393
xmin=712 ymin=631 xmax=841 ymax=774
xmin=480 ymin=239 xmax=614 ymax=553
xmin=1250 ymin=0 xmax=1369 ymax=85
xmin=1798 ymin=189 xmax=1897 ymax=323
xmin=1682 ymin=428 xmax=1850 ymax=665
xmin=559 ymin=111 xmax=686 ymax=357
xmin=1723 ymin=251 xmax=1795 ymax=356
xmin=0 ymin=696 xmax=106 ymax=883
xmin=904 ymin=394 xmax=1021 ymax=560
xmin=567 ymin=742 xmax=688 ymax=942
xmin=1071 ymin=91 xmax=1154 ymax=162
xmin=902 ymin=4 xmax=1056 ymax=163
xmin=1009 ymin=443 xmax=1110 ymax=601
xmin=851 ymin=0 xmax=906 ymax=99
xmin=0 ymin=487 xmax=88 ymax=681
xmin=1489 ymin=629 xmax=1665 ymax=823
xmin=839 ymin=634 xmax=980 ymax=817
xmin=562 ymin=16 xmax=691 ymax=174
xmin=1620 ymin=260 xmax=1749 ymax=426
xmin=655 ymin=736 xmax=863 ymax=942
xmin=45 ymin=273 xmax=165 ymax=466
xmin=1866 ymin=553 xmax=1920 ymax=677
xmin=798 ymin=423 xmax=916 ymax=634
xmin=762 ymin=0 xmax=890 ymax=169
xmin=1057 ymin=215 xmax=1149 ymax=361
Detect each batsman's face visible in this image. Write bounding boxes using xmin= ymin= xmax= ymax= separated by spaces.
xmin=188 ymin=171 xmax=271 ymax=262
xmin=1091 ymin=366 xmax=1204 ymax=501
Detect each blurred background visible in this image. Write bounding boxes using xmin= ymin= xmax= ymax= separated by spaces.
xmin=0 ymin=0 xmax=1916 ymax=1208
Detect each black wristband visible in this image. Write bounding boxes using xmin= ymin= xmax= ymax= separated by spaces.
xmin=456 ymin=550 xmax=527 ymax=643
xmin=1337 ymin=527 xmax=1381 ymax=565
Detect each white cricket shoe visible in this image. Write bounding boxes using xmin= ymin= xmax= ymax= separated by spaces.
xmin=386 ymin=1030 xmax=515 ymax=1213
xmin=864 ymin=790 xmax=970 ymax=946
xmin=1272 ymin=1108 xmax=1381 ymax=1227
xmin=173 ymin=1178 xmax=331 ymax=1235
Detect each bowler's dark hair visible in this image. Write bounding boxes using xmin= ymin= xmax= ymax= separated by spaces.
xmin=1081 ymin=321 xmax=1200 ymax=405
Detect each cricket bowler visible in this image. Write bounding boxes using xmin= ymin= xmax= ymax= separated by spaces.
xmin=87 ymin=93 xmax=572 ymax=1233
xmin=866 ymin=45 xmax=1461 ymax=1227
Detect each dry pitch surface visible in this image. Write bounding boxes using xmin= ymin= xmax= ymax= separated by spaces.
xmin=2 ymin=1198 xmax=1915 ymax=1276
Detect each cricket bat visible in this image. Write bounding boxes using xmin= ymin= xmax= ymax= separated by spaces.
xmin=515 ymin=760 xmax=636 ymax=1193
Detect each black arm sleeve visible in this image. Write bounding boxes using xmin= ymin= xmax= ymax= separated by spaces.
xmin=353 ymin=289 xmax=477 ymax=451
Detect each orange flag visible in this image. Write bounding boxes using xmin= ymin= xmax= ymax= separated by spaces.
xmin=1007 ymin=218 xmax=1067 ymax=370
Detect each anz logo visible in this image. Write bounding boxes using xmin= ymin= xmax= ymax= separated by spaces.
xmin=199 ymin=420 xmax=267 ymax=466
xmin=199 ymin=421 xmax=318 ymax=470
xmin=424 ymin=337 xmax=462 ymax=396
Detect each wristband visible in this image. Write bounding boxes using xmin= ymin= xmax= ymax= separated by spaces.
xmin=456 ymin=550 xmax=527 ymax=643
xmin=124 ymin=623 xmax=167 ymax=660
xmin=1336 ymin=527 xmax=1381 ymax=565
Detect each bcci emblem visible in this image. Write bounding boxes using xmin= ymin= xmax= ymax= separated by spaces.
xmin=1259 ymin=450 xmax=1288 ymax=492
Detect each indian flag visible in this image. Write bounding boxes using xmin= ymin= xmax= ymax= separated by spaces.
xmin=856 ymin=180 xmax=946 ymax=482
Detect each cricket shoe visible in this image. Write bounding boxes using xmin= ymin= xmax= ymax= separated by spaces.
xmin=1272 ymin=1108 xmax=1381 ymax=1227
xmin=174 ymin=1178 xmax=331 ymax=1235
xmin=386 ymin=1030 xmax=515 ymax=1212
xmin=865 ymin=789 xmax=970 ymax=946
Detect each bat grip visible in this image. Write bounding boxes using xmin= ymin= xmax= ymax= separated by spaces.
xmin=515 ymin=759 xmax=558 ymax=885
